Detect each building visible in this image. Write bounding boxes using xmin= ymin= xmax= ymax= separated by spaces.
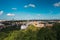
xmin=0 ymin=20 xmax=60 ymax=29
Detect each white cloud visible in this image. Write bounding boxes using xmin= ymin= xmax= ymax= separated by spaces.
xmin=7 ymin=13 xmax=15 ymax=16
xmin=54 ymin=2 xmax=60 ymax=7
xmin=24 ymin=4 xmax=36 ymax=8
xmin=29 ymin=4 xmax=35 ymax=7
xmin=12 ymin=8 xmax=17 ymax=10
xmin=24 ymin=5 xmax=27 ymax=8
xmin=0 ymin=11 xmax=3 ymax=15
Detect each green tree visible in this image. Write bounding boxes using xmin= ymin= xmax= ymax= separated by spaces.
xmin=52 ymin=23 xmax=60 ymax=40
xmin=37 ymin=27 xmax=57 ymax=40
xmin=15 ymin=25 xmax=38 ymax=40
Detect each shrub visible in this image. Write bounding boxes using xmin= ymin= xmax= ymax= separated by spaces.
xmin=37 ymin=27 xmax=57 ymax=40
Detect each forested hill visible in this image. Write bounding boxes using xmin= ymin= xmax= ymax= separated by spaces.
xmin=0 ymin=23 xmax=60 ymax=40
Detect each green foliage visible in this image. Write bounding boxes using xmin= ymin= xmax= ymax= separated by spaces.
xmin=0 ymin=32 xmax=10 ymax=40
xmin=4 ymin=30 xmax=19 ymax=40
xmin=12 ymin=25 xmax=38 ymax=40
xmin=0 ymin=24 xmax=59 ymax=40
xmin=52 ymin=23 xmax=60 ymax=40
xmin=37 ymin=28 xmax=57 ymax=40
xmin=26 ymin=25 xmax=39 ymax=31
xmin=53 ymin=23 xmax=60 ymax=31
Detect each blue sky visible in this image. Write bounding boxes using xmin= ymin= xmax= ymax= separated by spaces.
xmin=0 ymin=0 xmax=60 ymax=20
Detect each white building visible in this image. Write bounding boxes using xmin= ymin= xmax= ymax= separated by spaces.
xmin=21 ymin=25 xmax=27 ymax=29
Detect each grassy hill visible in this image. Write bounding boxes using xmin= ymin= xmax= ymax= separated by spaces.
xmin=0 ymin=23 xmax=60 ymax=40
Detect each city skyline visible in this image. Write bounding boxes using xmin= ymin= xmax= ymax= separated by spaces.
xmin=0 ymin=0 xmax=60 ymax=20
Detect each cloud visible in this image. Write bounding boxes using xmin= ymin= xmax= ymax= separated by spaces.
xmin=29 ymin=4 xmax=35 ymax=7
xmin=0 ymin=11 xmax=3 ymax=15
xmin=24 ymin=4 xmax=36 ymax=8
xmin=7 ymin=13 xmax=15 ymax=16
xmin=24 ymin=5 xmax=28 ymax=8
xmin=12 ymin=8 xmax=17 ymax=10
xmin=54 ymin=2 xmax=60 ymax=7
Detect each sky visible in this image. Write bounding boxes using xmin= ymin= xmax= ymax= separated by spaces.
xmin=0 ymin=0 xmax=60 ymax=20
